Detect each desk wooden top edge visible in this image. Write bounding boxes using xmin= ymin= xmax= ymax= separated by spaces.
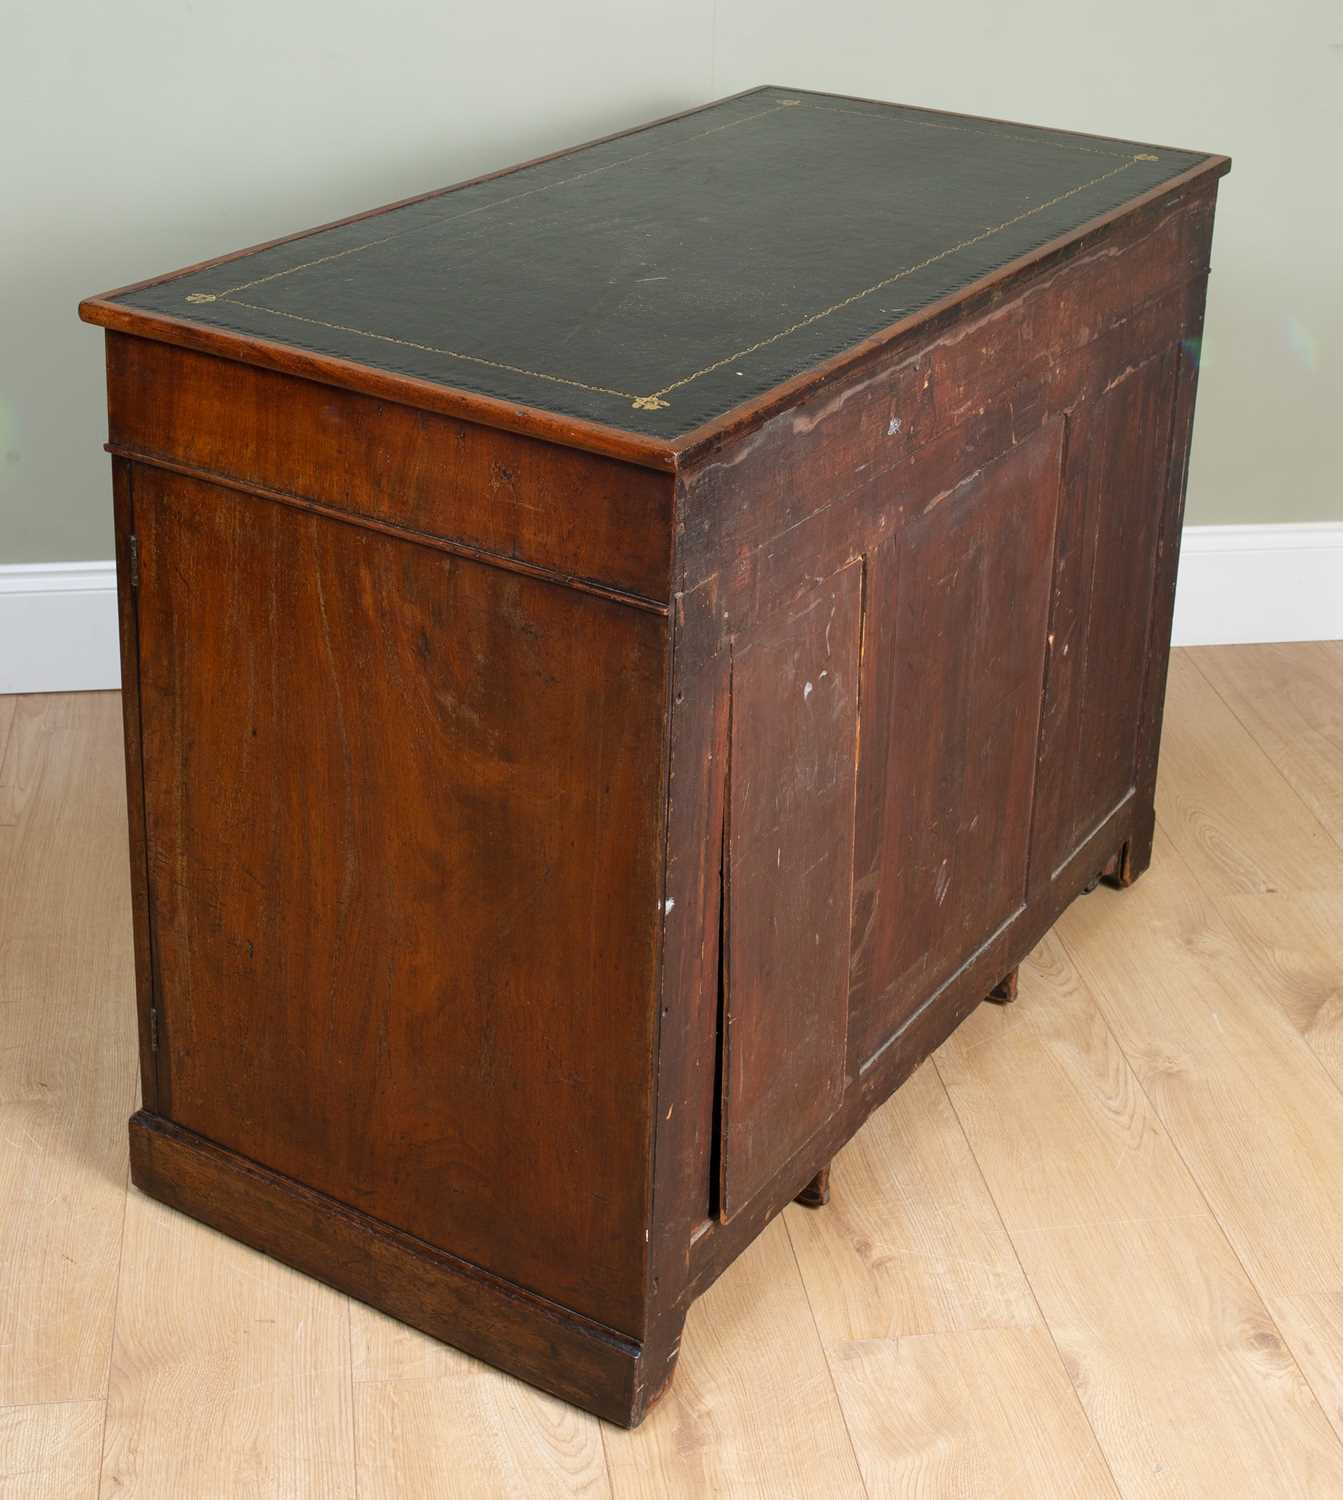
xmin=78 ymin=296 xmax=676 ymax=471
xmin=79 ymin=86 xmax=1230 ymax=476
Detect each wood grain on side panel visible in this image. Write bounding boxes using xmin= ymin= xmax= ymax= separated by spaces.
xmin=106 ymin=334 xmax=674 ymax=602
xmin=848 ymin=426 xmax=1062 ymax=1069
xmin=720 ymin=562 xmax=863 ymax=1218
xmin=132 ymin=465 xmax=666 ymax=1335
xmin=1030 ymin=349 xmax=1178 ymax=887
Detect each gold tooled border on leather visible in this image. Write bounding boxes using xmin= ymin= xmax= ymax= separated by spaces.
xmin=174 ymin=99 xmax=1161 ymax=413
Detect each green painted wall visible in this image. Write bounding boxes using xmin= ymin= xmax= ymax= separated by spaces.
xmin=3 ymin=1 xmax=1337 ymax=564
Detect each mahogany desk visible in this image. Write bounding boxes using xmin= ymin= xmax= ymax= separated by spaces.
xmin=80 ymin=86 xmax=1229 ymax=1425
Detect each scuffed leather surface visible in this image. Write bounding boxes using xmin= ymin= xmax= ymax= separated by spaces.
xmin=116 ymin=87 xmax=1209 ymax=439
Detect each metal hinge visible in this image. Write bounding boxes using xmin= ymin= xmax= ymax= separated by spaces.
xmin=148 ymin=1005 xmax=159 ymax=1052
xmin=128 ymin=534 xmax=140 ymax=588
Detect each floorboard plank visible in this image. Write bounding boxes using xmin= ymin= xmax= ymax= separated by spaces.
xmin=785 ymin=1061 xmax=1037 ymax=1340
xmin=0 ymin=1400 xmax=103 ymax=1500
xmin=1219 ymin=890 xmax=1343 ymax=1097
xmin=938 ymin=931 xmax=1343 ymax=1495
xmin=1013 ymin=1212 xmax=1343 ymax=1499
xmin=0 ymin=694 xmax=18 ymax=826
xmin=0 ymin=694 xmax=137 ymax=1407
xmin=351 ymin=1306 xmax=611 ymax=1499
xmin=1268 ymin=1293 xmax=1343 ymax=1450
xmin=787 ymin=1061 xmax=1114 ymax=1497
xmin=935 ymin=934 xmax=1196 ymax=1231
xmin=602 ymin=1220 xmax=867 ymax=1500
xmin=1190 ymin=642 xmax=1343 ymax=855
xmin=1059 ymin=835 xmax=1343 ymax=1297
xmin=826 ymin=1326 xmax=1118 ymax=1499
xmin=1155 ymin=653 xmax=1343 ymax=897
xmin=98 ymin=1193 xmax=357 ymax=1499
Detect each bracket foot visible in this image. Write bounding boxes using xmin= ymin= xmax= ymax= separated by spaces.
xmin=986 ymin=967 xmax=1019 ymax=1005
xmin=795 ymin=1165 xmax=831 ymax=1208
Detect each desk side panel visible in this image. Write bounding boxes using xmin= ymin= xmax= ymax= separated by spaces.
xmin=128 ymin=462 xmax=666 ymax=1334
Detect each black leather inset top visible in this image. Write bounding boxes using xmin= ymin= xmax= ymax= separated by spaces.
xmin=115 ymin=87 xmax=1210 ymax=439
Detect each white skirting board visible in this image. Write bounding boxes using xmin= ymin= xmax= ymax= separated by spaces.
xmin=2 ymin=524 xmax=1342 ymax=694
xmin=0 ymin=562 xmax=122 ymax=695
xmin=1170 ymin=523 xmax=1343 ymax=647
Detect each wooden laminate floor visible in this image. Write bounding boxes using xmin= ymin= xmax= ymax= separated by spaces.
xmin=3 ymin=643 xmax=1343 ymax=1498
